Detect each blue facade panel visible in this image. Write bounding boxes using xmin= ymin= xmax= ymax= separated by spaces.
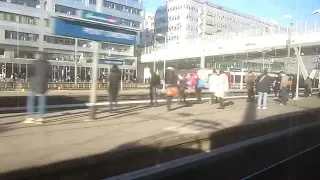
xmin=53 ymin=18 xmax=138 ymax=45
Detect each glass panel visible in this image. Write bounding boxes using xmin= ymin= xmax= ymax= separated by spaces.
xmin=0 ymin=12 xmax=5 ymax=20
xmin=6 ymin=63 xmax=12 ymax=78
xmin=20 ymin=64 xmax=26 ymax=81
xmin=0 ymin=63 xmax=5 ymax=81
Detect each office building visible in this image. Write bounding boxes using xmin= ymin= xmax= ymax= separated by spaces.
xmin=0 ymin=0 xmax=143 ymax=82
xmin=154 ymin=0 xmax=281 ymax=44
xmin=140 ymin=11 xmax=155 ymax=47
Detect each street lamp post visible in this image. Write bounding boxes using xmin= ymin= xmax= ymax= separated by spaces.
xmin=89 ymin=41 xmax=100 ymax=120
xmin=294 ymin=47 xmax=303 ymax=100
xmin=312 ymin=9 xmax=320 ymax=94
xmin=74 ymin=38 xmax=78 ymax=85
xmin=156 ymin=33 xmax=168 ymax=89
xmin=258 ymin=48 xmax=273 ymax=71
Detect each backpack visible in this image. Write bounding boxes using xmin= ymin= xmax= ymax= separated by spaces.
xmin=197 ymin=79 xmax=205 ymax=89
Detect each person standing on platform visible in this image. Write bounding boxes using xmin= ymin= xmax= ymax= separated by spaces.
xmin=279 ymin=71 xmax=289 ymax=105
xmin=245 ymin=71 xmax=256 ymax=102
xmin=165 ymin=67 xmax=178 ymax=111
xmin=215 ymin=70 xmax=229 ymax=109
xmin=304 ymin=77 xmax=312 ymax=97
xmin=195 ymin=74 xmax=205 ymax=104
xmin=149 ymin=72 xmax=161 ymax=106
xmin=108 ymin=65 xmax=121 ymax=112
xmin=178 ymin=74 xmax=188 ymax=104
xmin=22 ymin=51 xmax=51 ymax=124
xmin=256 ymin=69 xmax=272 ymax=109
xmin=273 ymin=74 xmax=281 ymax=99
xmin=208 ymin=69 xmax=219 ymax=105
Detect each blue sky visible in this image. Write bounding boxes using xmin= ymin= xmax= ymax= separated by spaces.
xmin=143 ymin=0 xmax=320 ymax=28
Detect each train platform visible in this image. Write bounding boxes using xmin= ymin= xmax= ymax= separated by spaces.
xmin=0 ymin=88 xmax=251 ymax=108
xmin=0 ymin=97 xmax=319 ymax=179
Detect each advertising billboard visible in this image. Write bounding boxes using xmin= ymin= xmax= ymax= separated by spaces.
xmin=53 ymin=18 xmax=137 ymax=45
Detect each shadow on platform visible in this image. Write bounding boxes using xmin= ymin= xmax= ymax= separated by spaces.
xmin=1 ymin=106 xmax=320 ymax=180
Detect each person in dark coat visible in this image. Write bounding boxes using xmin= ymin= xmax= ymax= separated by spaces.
xmin=304 ymin=77 xmax=312 ymax=97
xmin=256 ymin=69 xmax=272 ymax=109
xmin=178 ymin=74 xmax=188 ymax=104
xmin=273 ymin=74 xmax=281 ymax=99
xmin=149 ymin=72 xmax=161 ymax=106
xmin=23 ymin=51 xmax=51 ymax=124
xmin=108 ymin=65 xmax=121 ymax=111
xmin=245 ymin=71 xmax=256 ymax=102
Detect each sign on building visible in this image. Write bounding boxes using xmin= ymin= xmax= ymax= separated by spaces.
xmin=99 ymin=59 xmax=125 ymax=65
xmin=53 ymin=18 xmax=137 ymax=45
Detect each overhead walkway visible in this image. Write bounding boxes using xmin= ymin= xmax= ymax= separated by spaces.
xmin=141 ymin=30 xmax=320 ymax=80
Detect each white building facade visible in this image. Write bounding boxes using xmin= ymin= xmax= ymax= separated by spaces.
xmin=154 ymin=0 xmax=281 ymax=44
xmin=140 ymin=11 xmax=155 ymax=47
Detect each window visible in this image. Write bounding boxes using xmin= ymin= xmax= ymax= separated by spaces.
xmin=11 ymin=0 xmax=39 ymax=8
xmin=44 ymin=19 xmax=50 ymax=27
xmin=0 ymin=49 xmax=4 ymax=56
xmin=5 ymin=31 xmax=17 ymax=40
xmin=44 ymin=35 xmax=75 ymax=46
xmin=89 ymin=0 xmax=96 ymax=4
xmin=0 ymin=11 xmax=40 ymax=25
xmin=0 ymin=12 xmax=4 ymax=20
xmin=104 ymin=1 xmax=141 ymax=15
xmin=55 ymin=5 xmax=77 ymax=15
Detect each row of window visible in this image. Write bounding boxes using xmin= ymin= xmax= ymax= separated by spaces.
xmin=10 ymin=0 xmax=40 ymax=8
xmin=5 ymin=31 xmax=39 ymax=42
xmin=168 ymin=15 xmax=180 ymax=21
xmin=186 ymin=15 xmax=198 ymax=22
xmin=186 ymin=25 xmax=197 ymax=31
xmin=104 ymin=1 xmax=141 ymax=15
xmin=55 ymin=5 xmax=140 ymax=28
xmin=55 ymin=4 xmax=77 ymax=15
xmin=5 ymin=31 xmax=132 ymax=52
xmin=0 ymin=11 xmax=50 ymax=26
xmin=207 ymin=13 xmax=257 ymax=28
xmin=167 ymin=5 xmax=198 ymax=13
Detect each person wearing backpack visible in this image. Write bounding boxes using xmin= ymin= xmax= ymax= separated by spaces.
xmin=195 ymin=75 xmax=205 ymax=104
xmin=256 ymin=69 xmax=272 ymax=109
xmin=149 ymin=72 xmax=161 ymax=106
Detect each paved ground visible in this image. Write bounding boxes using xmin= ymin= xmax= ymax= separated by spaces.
xmin=0 ymin=97 xmax=319 ymax=175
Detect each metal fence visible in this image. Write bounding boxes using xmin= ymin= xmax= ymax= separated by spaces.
xmin=0 ymin=82 xmax=150 ymax=90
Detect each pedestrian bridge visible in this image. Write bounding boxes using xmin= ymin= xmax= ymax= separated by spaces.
xmin=140 ymin=31 xmax=320 ymax=63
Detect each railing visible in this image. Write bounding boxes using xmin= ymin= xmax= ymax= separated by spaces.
xmin=0 ymin=82 xmax=150 ymax=90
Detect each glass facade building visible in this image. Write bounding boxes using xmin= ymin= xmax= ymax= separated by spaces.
xmin=0 ymin=0 xmax=143 ymax=82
